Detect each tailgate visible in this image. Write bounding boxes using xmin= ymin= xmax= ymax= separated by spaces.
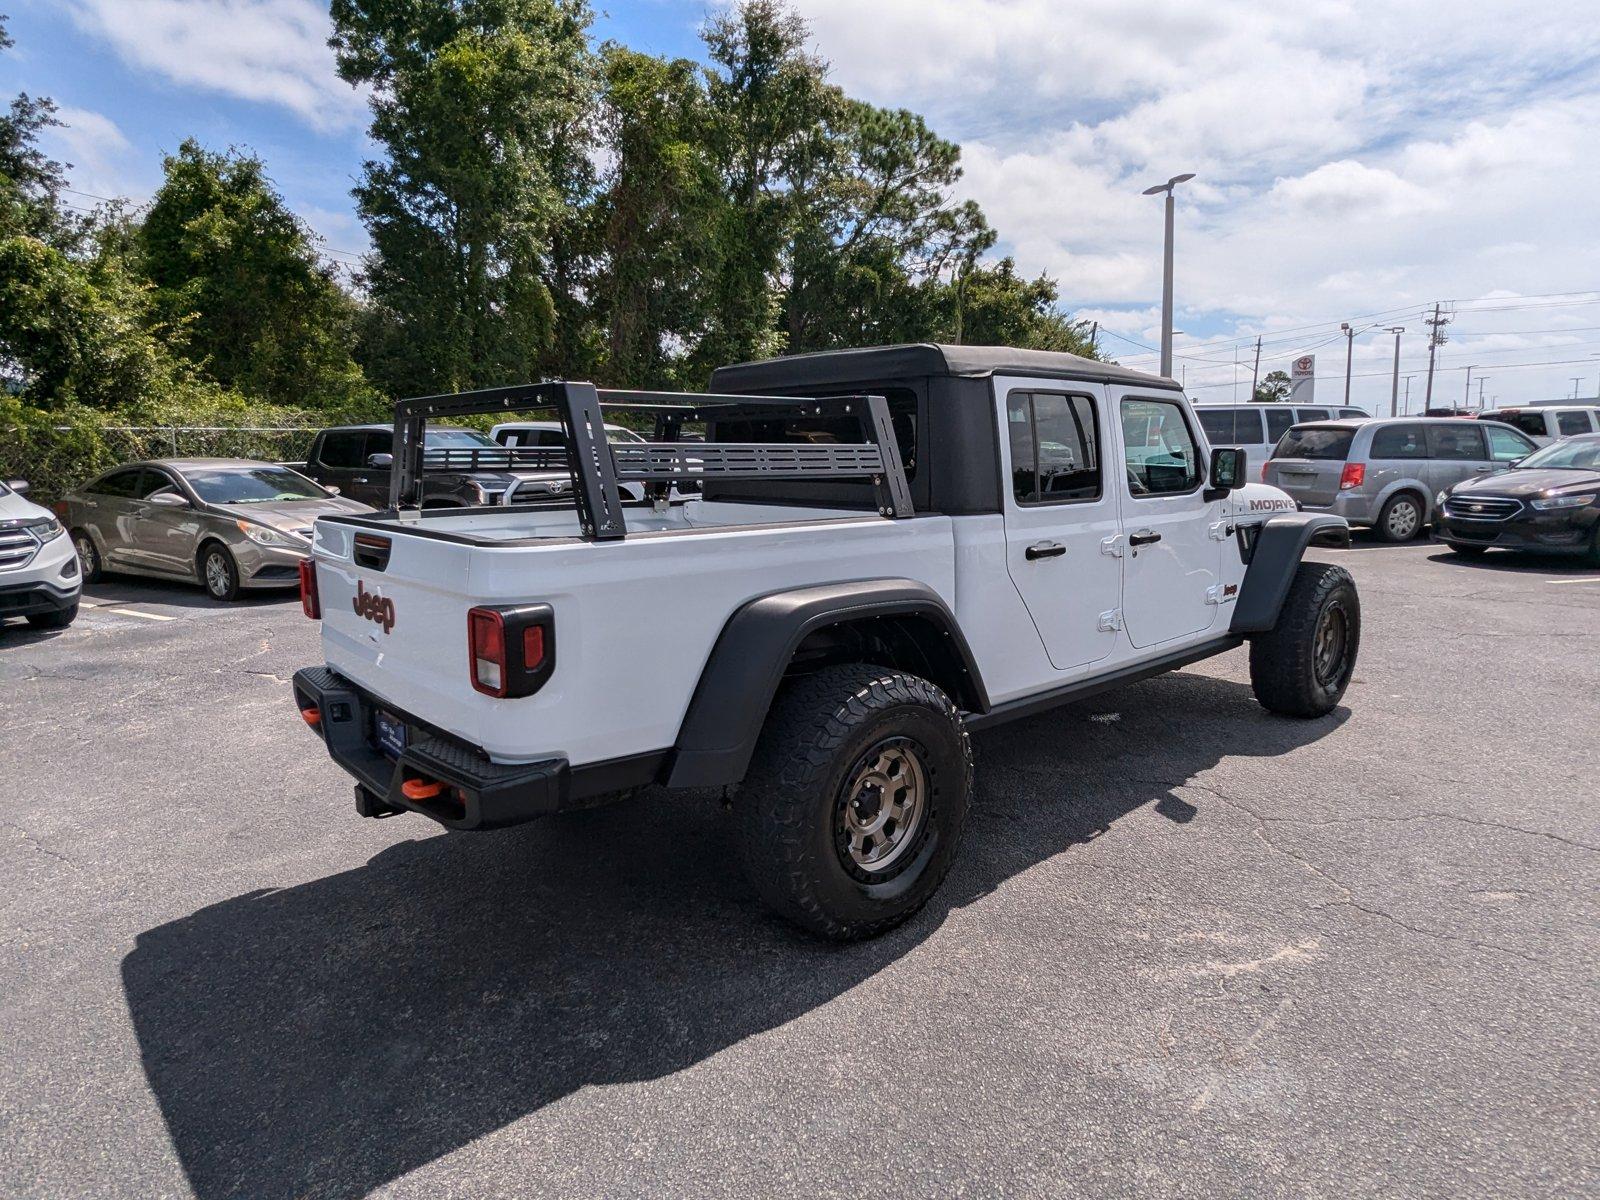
xmin=1266 ymin=458 xmax=1343 ymax=506
xmin=310 ymin=521 xmax=486 ymax=742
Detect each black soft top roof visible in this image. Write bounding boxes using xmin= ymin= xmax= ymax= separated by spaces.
xmin=709 ymin=343 xmax=1177 ymax=393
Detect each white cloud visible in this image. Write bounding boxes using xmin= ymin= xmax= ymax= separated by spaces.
xmin=788 ymin=0 xmax=1600 ymax=404
xmin=42 ymin=106 xmax=152 ymax=203
xmin=67 ymin=0 xmax=366 ymax=130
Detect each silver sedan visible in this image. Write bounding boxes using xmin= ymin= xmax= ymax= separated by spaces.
xmin=59 ymin=458 xmax=373 ymax=601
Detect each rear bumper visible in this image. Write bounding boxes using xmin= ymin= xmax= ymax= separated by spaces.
xmin=291 ymin=665 xmax=569 ymax=830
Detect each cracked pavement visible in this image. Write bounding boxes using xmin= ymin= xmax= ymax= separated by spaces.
xmin=1 ymin=543 xmax=1596 ymax=1198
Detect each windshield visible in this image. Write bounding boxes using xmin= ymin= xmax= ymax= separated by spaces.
xmin=424 ymin=429 xmax=499 ymax=449
xmin=1516 ymin=438 xmax=1600 ymax=471
xmin=1273 ymin=426 xmax=1355 ymax=460
xmin=183 ymin=466 xmax=329 ymax=504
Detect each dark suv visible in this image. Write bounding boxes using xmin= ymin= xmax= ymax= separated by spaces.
xmin=301 ymin=424 xmax=572 ymax=509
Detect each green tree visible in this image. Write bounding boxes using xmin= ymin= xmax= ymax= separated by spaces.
xmin=330 ymin=0 xmax=598 ymax=396
xmin=590 ymin=46 xmax=721 ymax=387
xmin=139 ymin=139 xmax=369 ymax=406
xmin=945 ymin=257 xmax=1099 ymax=354
xmin=1253 ymin=369 xmax=1291 ymax=402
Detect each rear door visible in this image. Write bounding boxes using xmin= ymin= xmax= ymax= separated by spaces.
xmin=999 ymin=384 xmax=1123 ymax=670
xmin=1115 ymin=391 xmax=1221 ymax=649
xmin=1424 ymin=423 xmax=1491 ymax=493
xmin=1266 ymin=425 xmax=1355 ymax=506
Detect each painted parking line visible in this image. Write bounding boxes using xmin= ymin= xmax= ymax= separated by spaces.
xmin=107 ymin=607 xmax=178 ymax=621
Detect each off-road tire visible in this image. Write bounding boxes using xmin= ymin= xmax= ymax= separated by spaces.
xmin=1376 ymin=492 xmax=1424 ymax=542
xmin=737 ymin=663 xmax=973 ymax=941
xmin=25 ymin=602 xmax=78 ymax=631
xmin=71 ymin=529 xmax=102 ymax=582
xmin=199 ymin=542 xmax=241 ymax=601
xmin=1249 ymin=562 xmax=1360 ymax=718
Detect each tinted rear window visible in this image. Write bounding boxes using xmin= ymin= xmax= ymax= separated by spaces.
xmin=1485 ymin=411 xmax=1548 ymax=437
xmin=1273 ymin=426 xmax=1354 ymax=460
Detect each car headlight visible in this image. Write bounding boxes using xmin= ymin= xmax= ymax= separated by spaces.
xmin=1530 ymin=493 xmax=1596 ymax=511
xmin=1435 ymin=490 xmax=1449 ymax=506
xmin=24 ymin=517 xmax=65 ymax=543
xmin=235 ymin=520 xmax=305 ymax=547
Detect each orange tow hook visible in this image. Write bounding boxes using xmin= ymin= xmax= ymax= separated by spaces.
xmin=402 ymin=778 xmax=447 ymax=801
xmin=300 ymin=706 xmax=322 ymax=727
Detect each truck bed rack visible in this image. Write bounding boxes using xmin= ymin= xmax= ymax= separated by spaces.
xmin=390 ymin=381 xmax=913 ymax=541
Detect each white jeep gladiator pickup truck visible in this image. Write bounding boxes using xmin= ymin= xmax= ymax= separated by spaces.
xmin=292 ymin=345 xmax=1357 ymax=939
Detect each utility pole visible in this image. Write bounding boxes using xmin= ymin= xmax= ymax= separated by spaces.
xmin=1141 ymin=173 xmax=1195 ymax=378
xmin=1476 ymin=377 xmax=1488 ymax=408
xmin=1574 ymin=377 xmax=1584 ymax=399
xmin=1089 ymin=321 xmax=1098 ymax=356
xmin=1249 ymin=336 xmax=1262 ymax=401
xmin=1403 ymin=375 xmax=1414 ymax=413
xmin=1423 ymin=303 xmax=1449 ymax=408
xmin=1340 ymin=322 xmax=1354 ymax=405
xmin=1463 ymin=364 xmax=1475 ymax=407
xmin=1384 ymin=326 xmax=1404 ymax=417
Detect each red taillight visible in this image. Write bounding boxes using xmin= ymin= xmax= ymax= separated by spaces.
xmin=1339 ymin=462 xmax=1366 ymax=490
xmin=523 ymin=624 xmax=545 ymax=671
xmin=1261 ymin=461 xmax=1270 ymax=482
xmin=468 ymin=607 xmax=508 ymax=697
xmin=299 ymin=558 xmax=321 ymax=619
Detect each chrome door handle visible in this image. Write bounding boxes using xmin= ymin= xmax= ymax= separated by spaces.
xmin=353 ymin=476 xmax=369 ymax=483
xmin=1026 ymin=541 xmax=1066 ymax=560
xmin=1128 ymin=530 xmax=1162 ymax=546
xmin=1473 ymin=467 xmax=1493 ymax=473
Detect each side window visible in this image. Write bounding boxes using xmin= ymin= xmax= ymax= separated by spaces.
xmin=1486 ymin=425 xmax=1535 ymax=462
xmin=1368 ymin=424 xmax=1427 ymax=459
xmin=1296 ymin=407 xmax=1332 ymax=422
xmin=1266 ymin=407 xmax=1296 ymax=441
xmin=1197 ymin=408 xmax=1237 ymax=445
xmin=1007 ymin=391 xmax=1101 ymax=504
xmin=362 ymin=431 xmax=391 ymax=463
xmin=318 ymin=432 xmax=362 ymax=468
xmin=1338 ymin=408 xmax=1367 ymax=419
xmin=1235 ymin=408 xmax=1267 ymax=444
xmin=1557 ymin=410 xmax=1592 ymax=436
xmin=1488 ymin=411 xmax=1548 ymax=438
xmin=1426 ymin=424 xmax=1486 ymax=460
xmin=89 ymin=469 xmax=143 ymax=498
xmin=136 ymin=470 xmax=178 ymax=499
xmin=1122 ymin=397 xmax=1202 ymax=496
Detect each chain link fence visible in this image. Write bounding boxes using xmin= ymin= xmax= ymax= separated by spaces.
xmin=1 ymin=425 xmax=321 ymax=505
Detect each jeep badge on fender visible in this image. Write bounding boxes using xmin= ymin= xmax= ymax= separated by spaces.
xmin=352 ymin=580 xmax=395 ymax=634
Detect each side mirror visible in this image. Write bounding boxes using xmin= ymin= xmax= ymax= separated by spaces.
xmin=324 ymin=485 xmax=341 ymax=496
xmin=6 ymin=479 xmax=29 ymax=495
xmin=367 ymin=452 xmax=394 ymax=469
xmin=148 ymin=491 xmax=190 ymax=507
xmin=1209 ymin=446 xmax=1245 ymax=492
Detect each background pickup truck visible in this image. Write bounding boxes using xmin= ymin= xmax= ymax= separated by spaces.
xmin=299 ymin=423 xmax=578 ymax=509
xmin=292 ymin=344 xmax=1357 ymax=940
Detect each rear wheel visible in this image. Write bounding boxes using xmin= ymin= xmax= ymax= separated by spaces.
xmin=1250 ymin=562 xmax=1360 ymax=718
xmin=737 ymin=663 xmax=973 ymax=940
xmin=1376 ymin=493 xmax=1424 ymax=542
xmin=71 ymin=530 xmax=102 ymax=582
xmin=199 ymin=542 xmax=241 ymax=601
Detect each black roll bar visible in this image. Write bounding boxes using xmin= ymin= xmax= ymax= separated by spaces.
xmin=388 ymin=380 xmax=913 ymax=541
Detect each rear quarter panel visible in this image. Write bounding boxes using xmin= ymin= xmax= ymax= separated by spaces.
xmin=313 ymin=515 xmax=957 ymax=767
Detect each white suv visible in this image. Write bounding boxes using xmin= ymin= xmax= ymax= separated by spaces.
xmin=0 ymin=479 xmax=81 ymax=630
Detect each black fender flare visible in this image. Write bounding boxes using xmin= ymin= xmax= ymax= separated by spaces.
xmin=667 ymin=578 xmax=989 ymax=789
xmin=1230 ymin=513 xmax=1351 ymax=634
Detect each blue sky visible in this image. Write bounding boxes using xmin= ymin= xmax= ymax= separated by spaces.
xmin=7 ymin=1 xmax=1600 ymax=408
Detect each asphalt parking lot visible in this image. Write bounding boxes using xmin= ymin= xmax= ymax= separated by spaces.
xmin=2 ymin=539 xmax=1597 ymax=1199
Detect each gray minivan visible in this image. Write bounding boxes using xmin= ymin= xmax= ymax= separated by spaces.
xmin=1195 ymin=403 xmax=1369 ymax=478
xmin=1263 ymin=417 xmax=1539 ymax=541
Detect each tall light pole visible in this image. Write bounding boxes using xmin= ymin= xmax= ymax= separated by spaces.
xmin=1463 ymin=364 xmax=1476 ymax=408
xmin=1340 ymin=322 xmax=1355 ymax=406
xmin=1383 ymin=326 xmax=1404 ymax=417
xmin=1574 ymin=377 xmax=1585 ymax=399
xmin=1142 ymin=172 xmax=1195 ymax=379
xmin=1476 ymin=376 xmax=1489 ymax=409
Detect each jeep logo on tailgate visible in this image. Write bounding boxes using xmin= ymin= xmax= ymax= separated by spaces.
xmin=353 ymin=580 xmax=395 ymax=634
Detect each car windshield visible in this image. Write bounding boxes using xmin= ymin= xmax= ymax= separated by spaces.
xmin=424 ymin=428 xmax=499 ymax=449
xmin=183 ymin=466 xmax=329 ymax=504
xmin=1516 ymin=438 xmax=1600 ymax=471
xmin=1273 ymin=426 xmax=1355 ymax=460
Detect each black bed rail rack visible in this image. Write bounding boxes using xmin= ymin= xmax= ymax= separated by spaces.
xmin=389 ymin=380 xmax=914 ymax=541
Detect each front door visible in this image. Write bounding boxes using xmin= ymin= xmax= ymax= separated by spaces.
xmin=131 ymin=469 xmax=200 ymax=574
xmin=1000 ymin=384 xmax=1123 ymax=671
xmin=1424 ymin=423 xmax=1493 ymax=497
xmin=1116 ymin=392 xmax=1222 ymax=649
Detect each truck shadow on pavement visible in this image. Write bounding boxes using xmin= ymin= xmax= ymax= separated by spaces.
xmin=123 ymin=669 xmax=1345 ymax=1200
